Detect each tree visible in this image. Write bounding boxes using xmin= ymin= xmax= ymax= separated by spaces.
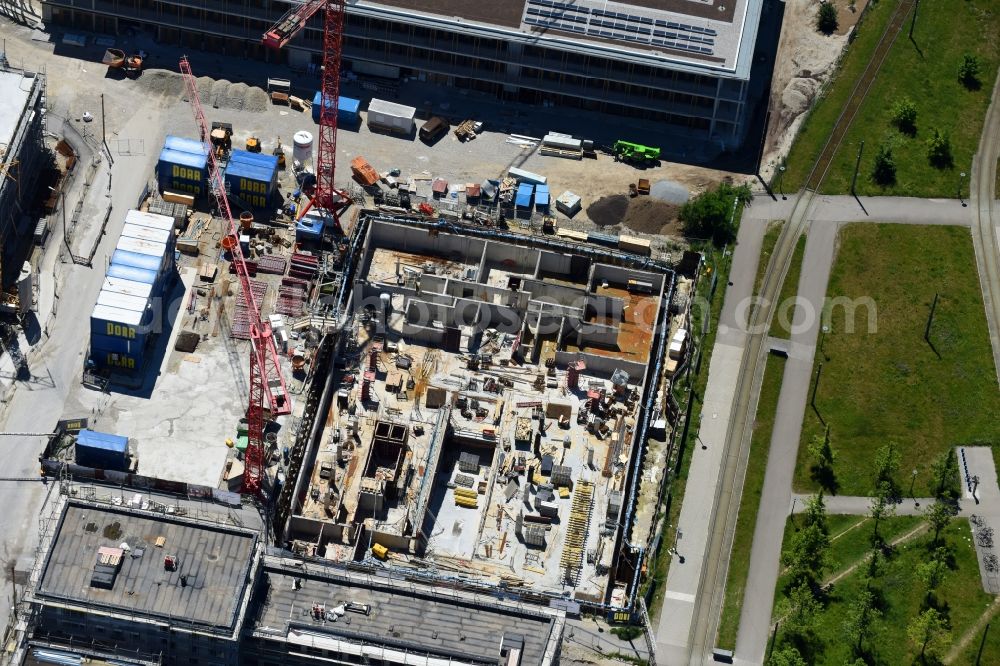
xmin=916 ymin=546 xmax=950 ymax=597
xmin=782 ymin=522 xmax=831 ymax=588
xmin=843 ymin=586 xmax=882 ymax=656
xmin=929 ymin=451 xmax=960 ymax=500
xmin=678 ymin=182 xmax=751 ymax=246
xmin=891 ymin=97 xmax=918 ymax=135
xmin=768 ymin=645 xmax=808 ymax=666
xmin=870 ymin=143 xmax=897 ymax=186
xmin=816 ymin=1 xmax=838 ymax=34
xmin=802 ymin=492 xmax=829 ymax=534
xmin=959 ymin=53 xmax=981 ymax=89
xmin=907 ymin=608 xmax=952 ymax=660
xmin=873 ymin=442 xmax=901 ymax=496
xmin=869 ymin=481 xmax=897 ymax=548
xmin=924 ymin=500 xmax=958 ymax=545
xmin=776 ymin=581 xmax=823 ymax=641
xmin=926 ymin=128 xmax=953 ymax=168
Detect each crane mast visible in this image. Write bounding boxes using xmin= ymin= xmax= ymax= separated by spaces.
xmin=178 ymin=56 xmax=291 ymax=497
xmin=264 ymin=0 xmax=351 ymax=232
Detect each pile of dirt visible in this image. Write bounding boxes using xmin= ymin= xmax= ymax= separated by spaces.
xmin=622 ymin=198 xmax=680 ymax=235
xmin=649 ymin=179 xmax=690 ymax=204
xmin=587 ymin=195 xmax=629 ymax=227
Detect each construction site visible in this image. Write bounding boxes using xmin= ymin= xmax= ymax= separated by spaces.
xmin=283 ymin=218 xmax=677 ymax=606
xmin=0 ymin=0 xmax=704 ymax=661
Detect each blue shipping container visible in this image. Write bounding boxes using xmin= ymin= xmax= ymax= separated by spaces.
xmin=312 ymin=92 xmax=361 ymax=125
xmin=90 ymin=332 xmax=139 ymax=355
xmin=163 ymin=135 xmax=209 ymax=156
xmin=296 ymin=217 xmax=323 ymax=242
xmin=90 ymin=348 xmax=143 ymax=373
xmin=91 ymin=303 xmax=151 ymax=343
xmin=75 ymin=429 xmax=130 ymax=471
xmin=535 ymin=184 xmax=550 ymax=210
xmin=106 ymin=264 xmax=158 ymax=287
xmin=229 ymin=149 xmax=279 ymax=170
xmin=515 ymin=183 xmax=534 ymax=208
xmin=158 ymin=148 xmax=207 ymax=197
xmin=112 ymin=248 xmax=163 ymax=273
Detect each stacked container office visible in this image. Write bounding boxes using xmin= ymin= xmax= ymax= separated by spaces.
xmin=90 ymin=209 xmax=176 ymax=374
xmin=157 ymin=135 xmax=209 ymax=198
xmin=224 ymin=150 xmax=279 ymax=209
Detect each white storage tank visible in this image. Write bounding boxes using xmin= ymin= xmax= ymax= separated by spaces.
xmin=293 ymin=131 xmax=313 ymax=166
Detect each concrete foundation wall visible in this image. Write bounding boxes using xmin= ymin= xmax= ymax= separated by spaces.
xmin=371 ymin=221 xmax=486 ymax=261
xmin=591 ymin=263 xmax=664 ymax=291
xmin=537 ymin=250 xmax=574 ymax=277
xmin=483 ymin=241 xmax=538 ymax=274
xmin=554 ymin=351 xmax=645 ymax=381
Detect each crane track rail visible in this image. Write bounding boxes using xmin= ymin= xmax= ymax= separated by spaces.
xmin=684 ymin=1 xmax=918 ymax=661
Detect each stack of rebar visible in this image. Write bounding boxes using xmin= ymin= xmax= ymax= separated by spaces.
xmin=276 ymin=277 xmax=309 ymax=316
xmin=256 ymin=255 xmax=288 ymax=275
xmin=559 ymin=478 xmax=594 ymax=585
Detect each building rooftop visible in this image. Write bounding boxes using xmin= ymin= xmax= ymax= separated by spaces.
xmin=36 ymin=502 xmax=258 ymax=632
xmin=357 ymin=0 xmax=758 ymax=72
xmin=254 ymin=558 xmax=562 ymax=666
xmin=0 ymin=69 xmax=33 ymax=161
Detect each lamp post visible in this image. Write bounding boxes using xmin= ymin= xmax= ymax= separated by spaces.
xmin=960 ymin=172 xmax=967 ymax=207
xmin=778 ymin=165 xmax=787 ymax=200
xmin=910 ymin=469 xmax=919 ymax=507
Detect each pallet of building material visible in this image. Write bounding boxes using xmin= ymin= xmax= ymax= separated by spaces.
xmin=256 ymin=255 xmax=288 ymax=275
xmin=454 ymin=473 xmax=475 ymax=488
xmin=454 ymin=487 xmax=478 ymax=499
xmin=174 ymin=330 xmax=200 ymax=353
xmin=229 ymin=261 xmax=258 ymax=276
xmin=455 ymin=495 xmax=478 ymax=509
xmin=539 ymin=146 xmax=583 ymax=160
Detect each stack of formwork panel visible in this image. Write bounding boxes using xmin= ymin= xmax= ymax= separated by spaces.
xmin=256 ymin=255 xmax=288 ymax=275
xmin=289 ymin=252 xmax=319 ymax=280
xmin=275 ymin=277 xmax=309 ymax=316
xmin=559 ymin=478 xmax=594 ymax=585
xmin=230 ymin=280 xmax=268 ymax=339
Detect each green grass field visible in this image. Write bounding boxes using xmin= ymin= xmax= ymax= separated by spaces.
xmin=793 ymin=224 xmax=1000 ymax=496
xmin=716 ymin=354 xmax=786 ymax=649
xmin=754 ymin=222 xmax=784 ymax=297
xmin=770 ymin=518 xmax=992 ymax=665
xmin=770 ymin=235 xmax=807 ymax=339
xmin=783 ymin=0 xmax=1000 ymax=197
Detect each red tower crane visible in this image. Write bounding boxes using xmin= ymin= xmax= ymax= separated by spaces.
xmin=263 ymin=0 xmax=351 ymax=232
xmin=178 ymin=56 xmax=291 ymax=497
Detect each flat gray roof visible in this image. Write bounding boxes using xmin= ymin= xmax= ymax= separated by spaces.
xmin=37 ymin=502 xmax=257 ymax=631
xmin=256 ymin=563 xmax=559 ymax=666
xmin=0 ymin=69 xmax=32 ymax=158
xmin=359 ymin=0 xmax=756 ymax=72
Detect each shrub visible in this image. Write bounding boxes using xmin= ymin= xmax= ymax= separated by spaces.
xmin=817 ymin=1 xmax=839 ymax=34
xmin=870 ymin=144 xmax=897 ymax=186
xmin=890 ymin=97 xmax=917 ymax=135
xmin=926 ymin=128 xmax=953 ymax=168
xmin=679 ymin=182 xmax=751 ymax=246
xmin=611 ymin=625 xmax=644 ymax=641
xmin=959 ymin=53 xmax=981 ymax=89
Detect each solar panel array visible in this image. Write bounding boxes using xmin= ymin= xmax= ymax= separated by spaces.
xmin=523 ymin=0 xmax=717 ymax=55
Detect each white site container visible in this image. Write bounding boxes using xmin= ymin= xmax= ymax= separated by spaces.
xmin=367 ymin=98 xmax=416 ymax=134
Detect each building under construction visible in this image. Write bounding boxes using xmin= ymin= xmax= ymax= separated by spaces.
xmin=282 ymin=217 xmax=675 ymax=611
xmin=15 ymin=483 xmax=565 ymax=666
xmin=0 ymin=64 xmax=46 ymax=305
xmin=41 ymin=0 xmax=766 ymax=147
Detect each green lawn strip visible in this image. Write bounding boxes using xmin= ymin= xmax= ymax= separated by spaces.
xmin=769 ymin=235 xmax=807 ymax=339
xmin=753 ymin=221 xmax=784 ymax=297
xmin=782 ymin=1 xmax=896 ymax=191
xmin=645 ymin=240 xmax=735 ymax=620
xmin=771 ymin=519 xmax=990 ymax=665
xmin=818 ymin=0 xmax=1000 ymax=197
xmin=716 ymin=354 xmax=787 ymax=649
xmin=793 ymin=224 xmax=1000 ymax=496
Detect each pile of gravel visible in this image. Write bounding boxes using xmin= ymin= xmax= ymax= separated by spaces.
xmin=224 ymin=82 xmax=248 ymax=109
xmin=244 ymin=87 xmax=270 ymax=113
xmin=196 ymin=76 xmax=213 ymax=103
xmin=210 ymin=79 xmax=230 ymax=106
xmin=137 ymin=69 xmax=185 ymax=98
xmin=649 ymin=179 xmax=690 ymax=205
